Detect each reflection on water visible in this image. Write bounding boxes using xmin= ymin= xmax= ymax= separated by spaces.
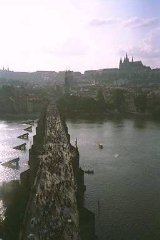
xmin=133 ymin=119 xmax=147 ymax=129
xmin=67 ymin=118 xmax=160 ymax=240
xmin=0 ymin=200 xmax=6 ymax=221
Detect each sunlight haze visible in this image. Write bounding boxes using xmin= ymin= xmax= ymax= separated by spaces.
xmin=0 ymin=0 xmax=159 ymax=72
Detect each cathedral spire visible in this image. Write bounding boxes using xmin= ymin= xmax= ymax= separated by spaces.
xmin=119 ymin=58 xmax=122 ymax=69
xmin=125 ymin=52 xmax=129 ymax=62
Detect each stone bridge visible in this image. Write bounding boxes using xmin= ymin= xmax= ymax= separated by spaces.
xmin=19 ymin=103 xmax=95 ymax=240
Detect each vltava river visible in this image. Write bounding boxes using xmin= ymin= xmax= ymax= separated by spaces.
xmin=0 ymin=120 xmax=36 ymax=183
xmin=67 ymin=119 xmax=160 ymax=240
xmin=1 ymin=119 xmax=160 ymax=239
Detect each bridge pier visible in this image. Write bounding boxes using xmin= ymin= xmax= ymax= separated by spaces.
xmin=17 ymin=133 xmax=29 ymax=139
xmin=2 ymin=157 xmax=19 ymax=169
xmin=24 ymin=126 xmax=32 ymax=132
xmin=13 ymin=143 xmax=26 ymax=150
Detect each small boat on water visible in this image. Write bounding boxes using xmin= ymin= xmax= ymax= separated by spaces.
xmin=84 ymin=170 xmax=94 ymax=174
xmin=99 ymin=144 xmax=103 ymax=149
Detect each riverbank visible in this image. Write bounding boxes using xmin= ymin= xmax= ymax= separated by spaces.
xmin=57 ymin=93 xmax=160 ymax=122
xmin=0 ymin=112 xmax=40 ymax=121
xmin=62 ymin=110 xmax=160 ymax=123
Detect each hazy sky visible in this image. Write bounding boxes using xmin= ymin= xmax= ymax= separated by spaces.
xmin=0 ymin=0 xmax=160 ymax=72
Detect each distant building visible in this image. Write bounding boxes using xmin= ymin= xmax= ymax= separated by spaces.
xmin=0 ymin=66 xmax=11 ymax=72
xmin=119 ymin=53 xmax=151 ymax=71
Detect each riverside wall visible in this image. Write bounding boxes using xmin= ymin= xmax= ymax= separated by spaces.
xmin=19 ymin=103 xmax=95 ymax=240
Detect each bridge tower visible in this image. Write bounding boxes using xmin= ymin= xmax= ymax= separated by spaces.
xmin=64 ymin=70 xmax=73 ymax=94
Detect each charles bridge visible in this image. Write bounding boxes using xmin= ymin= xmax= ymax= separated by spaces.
xmin=19 ymin=103 xmax=95 ymax=240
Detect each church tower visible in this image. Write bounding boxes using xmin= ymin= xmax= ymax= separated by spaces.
xmin=119 ymin=58 xmax=122 ymax=69
xmin=125 ymin=53 xmax=129 ymax=63
xmin=64 ymin=71 xmax=70 ymax=94
xmin=64 ymin=70 xmax=73 ymax=94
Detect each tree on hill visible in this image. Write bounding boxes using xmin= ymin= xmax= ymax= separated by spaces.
xmin=134 ymin=93 xmax=147 ymax=113
xmin=113 ymin=89 xmax=126 ymax=113
xmin=96 ymin=88 xmax=106 ymax=111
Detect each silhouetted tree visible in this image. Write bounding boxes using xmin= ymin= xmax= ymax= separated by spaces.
xmin=96 ymin=88 xmax=106 ymax=111
xmin=134 ymin=93 xmax=147 ymax=113
xmin=113 ymin=89 xmax=126 ymax=113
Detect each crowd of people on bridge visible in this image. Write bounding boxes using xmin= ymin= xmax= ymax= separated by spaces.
xmin=27 ymin=105 xmax=80 ymax=240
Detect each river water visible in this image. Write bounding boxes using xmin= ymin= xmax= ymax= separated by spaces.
xmin=0 ymin=120 xmax=36 ymax=183
xmin=67 ymin=118 xmax=160 ymax=240
xmin=0 ymin=119 xmax=160 ymax=239
xmin=0 ymin=120 xmax=36 ymax=221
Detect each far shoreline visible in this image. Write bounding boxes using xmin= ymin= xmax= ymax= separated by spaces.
xmin=63 ymin=111 xmax=160 ymax=123
xmin=0 ymin=112 xmax=40 ymax=121
xmin=0 ymin=110 xmax=159 ymax=123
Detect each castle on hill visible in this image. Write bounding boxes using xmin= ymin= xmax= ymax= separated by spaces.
xmin=119 ymin=53 xmax=151 ymax=71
